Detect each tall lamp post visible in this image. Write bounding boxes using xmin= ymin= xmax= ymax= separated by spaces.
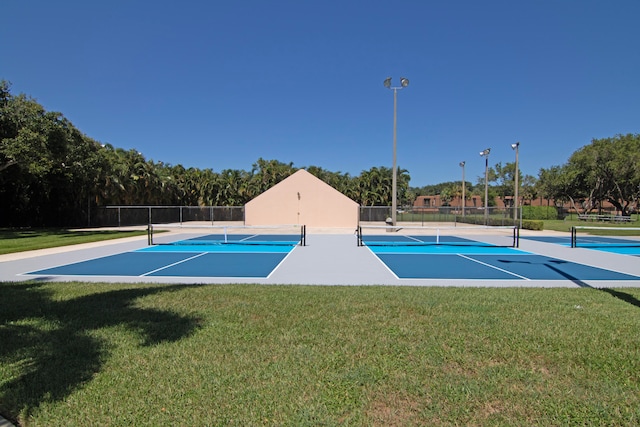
xmin=511 ymin=142 xmax=520 ymax=224
xmin=479 ymin=148 xmax=491 ymax=224
xmin=384 ymin=76 xmax=409 ymax=226
xmin=459 ymin=161 xmax=466 ymax=217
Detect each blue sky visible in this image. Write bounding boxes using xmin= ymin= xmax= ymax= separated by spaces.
xmin=2 ymin=0 xmax=639 ymax=187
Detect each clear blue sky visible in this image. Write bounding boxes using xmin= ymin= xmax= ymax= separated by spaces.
xmin=2 ymin=0 xmax=639 ymax=187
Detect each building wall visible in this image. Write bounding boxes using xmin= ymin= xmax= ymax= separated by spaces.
xmin=245 ymin=169 xmax=360 ymax=228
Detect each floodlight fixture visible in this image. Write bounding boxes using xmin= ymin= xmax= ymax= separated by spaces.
xmin=383 ymin=76 xmax=410 ymax=226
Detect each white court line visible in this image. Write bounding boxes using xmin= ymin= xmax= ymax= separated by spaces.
xmin=141 ymin=252 xmax=208 ymax=276
xmin=266 ymin=246 xmax=298 ymax=278
xmin=363 ymin=245 xmax=402 ymax=279
xmin=457 ymin=254 xmax=531 ymax=280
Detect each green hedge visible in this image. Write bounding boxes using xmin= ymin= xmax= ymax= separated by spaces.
xmin=521 ymin=219 xmax=544 ymax=230
xmin=522 ymin=206 xmax=559 ymax=220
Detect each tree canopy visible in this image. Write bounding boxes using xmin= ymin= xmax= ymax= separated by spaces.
xmin=0 ymin=81 xmax=411 ymax=227
xmin=412 ymin=165 xmax=537 ymax=208
xmin=4 ymin=80 xmax=636 ymax=227
xmin=537 ymin=134 xmax=640 ymax=215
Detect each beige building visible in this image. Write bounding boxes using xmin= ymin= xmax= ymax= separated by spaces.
xmin=244 ymin=169 xmax=359 ymax=228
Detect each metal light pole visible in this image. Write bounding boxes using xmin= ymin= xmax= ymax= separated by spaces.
xmin=384 ymin=76 xmax=409 ymax=226
xmin=511 ymin=142 xmax=520 ymax=224
xmin=459 ymin=161 xmax=466 ymax=217
xmin=479 ymin=148 xmax=491 ymax=224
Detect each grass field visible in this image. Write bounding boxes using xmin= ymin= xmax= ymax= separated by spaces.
xmin=1 ymin=282 xmax=639 ymax=426
xmin=0 ymin=229 xmax=148 ymax=255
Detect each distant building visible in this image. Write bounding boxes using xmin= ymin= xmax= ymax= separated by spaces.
xmin=413 ymin=194 xmax=624 ymax=214
xmin=413 ymin=194 xmax=483 ymax=211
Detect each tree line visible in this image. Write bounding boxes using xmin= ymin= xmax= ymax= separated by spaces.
xmin=412 ymin=164 xmax=538 ymax=209
xmin=413 ymin=134 xmax=640 ymax=217
xmin=537 ymin=134 xmax=640 ymax=216
xmin=0 ymin=81 xmax=411 ymax=227
xmin=2 ymin=80 xmax=637 ymax=227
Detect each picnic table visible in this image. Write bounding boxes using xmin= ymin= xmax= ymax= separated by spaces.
xmin=577 ymin=214 xmax=632 ymax=222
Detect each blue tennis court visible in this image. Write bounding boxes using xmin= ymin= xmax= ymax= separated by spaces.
xmin=363 ymin=235 xmax=640 ymax=281
xmin=521 ymin=235 xmax=640 ymax=256
xmin=25 ymin=234 xmax=299 ymax=279
xmin=20 ymin=231 xmax=640 ymax=283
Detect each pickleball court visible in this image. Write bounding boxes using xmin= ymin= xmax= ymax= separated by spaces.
xmin=358 ymin=232 xmax=640 ymax=281
xmin=24 ymin=229 xmax=302 ymax=279
xmin=17 ymin=225 xmax=640 ymax=284
xmin=521 ymin=227 xmax=640 ymax=257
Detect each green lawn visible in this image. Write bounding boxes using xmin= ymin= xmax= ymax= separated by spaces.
xmin=1 ymin=283 xmax=639 ymax=426
xmin=0 ymin=229 xmax=148 ymax=255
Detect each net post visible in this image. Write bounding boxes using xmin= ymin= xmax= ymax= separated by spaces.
xmin=436 ymin=228 xmax=440 ymax=245
xmin=571 ymin=226 xmax=576 ymax=248
xmin=147 ymin=224 xmax=153 ymax=246
xmin=510 ymin=225 xmax=519 ymax=248
xmin=356 ymin=226 xmax=362 ymax=247
xmin=301 ymin=225 xmax=306 ymax=246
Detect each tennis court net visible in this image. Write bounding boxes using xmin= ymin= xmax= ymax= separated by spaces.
xmin=148 ymin=223 xmax=306 ymax=246
xmin=356 ymin=224 xmax=520 ymax=247
xmin=570 ymin=226 xmax=640 ymax=248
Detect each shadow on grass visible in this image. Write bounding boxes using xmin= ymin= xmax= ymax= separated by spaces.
xmin=0 ymin=281 xmax=203 ymax=425
xmin=498 ymin=257 xmax=640 ymax=309
xmin=538 ymin=262 xmax=640 ymax=308
xmin=0 ymin=229 xmax=88 ymax=240
xmin=544 ymin=262 xmax=640 ymax=308
xmin=599 ymin=288 xmax=640 ymax=309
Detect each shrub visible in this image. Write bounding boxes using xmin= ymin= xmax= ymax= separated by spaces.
xmin=522 ymin=206 xmax=558 ymax=220
xmin=521 ymin=219 xmax=544 ymax=230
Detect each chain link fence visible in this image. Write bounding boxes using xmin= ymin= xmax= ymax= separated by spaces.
xmin=359 ymin=206 xmax=522 ymax=226
xmin=89 ymin=206 xmax=245 ymax=227
xmin=88 ymin=205 xmax=570 ymax=228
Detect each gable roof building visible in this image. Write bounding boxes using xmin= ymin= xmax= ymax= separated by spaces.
xmin=244 ymin=169 xmax=359 ymax=228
